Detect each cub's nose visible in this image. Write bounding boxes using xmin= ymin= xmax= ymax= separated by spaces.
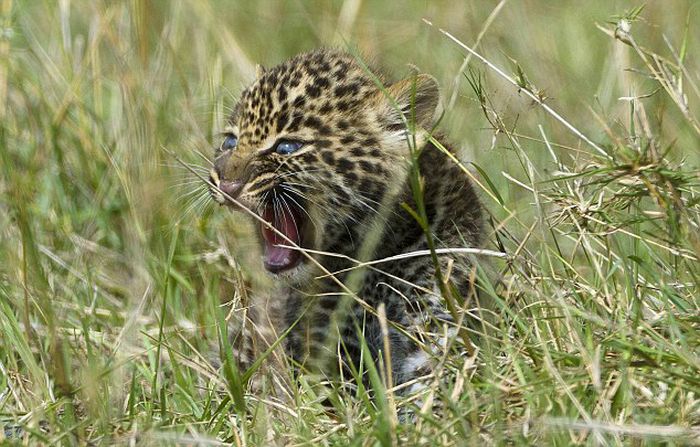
xmin=213 ymin=150 xmax=231 ymax=180
xmin=212 ymin=147 xmax=248 ymax=204
xmin=219 ymin=180 xmax=243 ymax=200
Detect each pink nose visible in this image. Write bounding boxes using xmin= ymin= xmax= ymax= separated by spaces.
xmin=219 ymin=181 xmax=243 ymax=199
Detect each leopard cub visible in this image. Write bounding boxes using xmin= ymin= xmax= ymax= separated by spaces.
xmin=210 ymin=48 xmax=483 ymax=389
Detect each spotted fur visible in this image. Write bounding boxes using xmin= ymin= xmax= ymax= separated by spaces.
xmin=210 ymin=49 xmax=483 ymax=389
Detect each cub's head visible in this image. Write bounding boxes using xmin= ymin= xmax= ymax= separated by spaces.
xmin=210 ymin=49 xmax=440 ymax=277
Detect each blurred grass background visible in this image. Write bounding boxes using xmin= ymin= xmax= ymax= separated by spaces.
xmin=1 ymin=0 xmax=698 ymax=445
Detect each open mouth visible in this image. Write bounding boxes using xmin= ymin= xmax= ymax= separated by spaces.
xmin=260 ymin=199 xmax=305 ymax=273
xmin=211 ymin=168 xmax=307 ymax=274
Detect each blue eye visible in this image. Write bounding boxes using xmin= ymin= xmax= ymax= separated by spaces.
xmin=274 ymin=140 xmax=304 ymax=155
xmin=221 ymin=134 xmax=238 ymax=151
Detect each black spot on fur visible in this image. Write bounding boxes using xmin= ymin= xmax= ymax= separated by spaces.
xmin=359 ymin=160 xmax=377 ymax=174
xmin=277 ymin=88 xmax=288 ymax=102
xmin=248 ymin=177 xmax=272 ymax=193
xmin=290 ymin=72 xmax=301 ymax=88
xmin=293 ymin=96 xmax=306 ymax=109
xmin=306 ymin=84 xmax=321 ymax=98
xmin=299 ymin=152 xmax=318 ymax=163
xmin=386 ymin=122 xmax=405 ymax=132
xmin=363 ymin=136 xmax=378 ymax=146
xmin=276 ymin=111 xmax=289 ymax=133
xmin=322 ymin=151 xmax=335 ymax=165
xmin=334 ymin=82 xmax=360 ymax=98
xmin=344 ymin=171 xmax=358 ymax=185
xmin=330 ymin=184 xmax=348 ymax=202
xmin=319 ymin=102 xmax=333 ymax=114
xmin=337 ymin=158 xmax=353 ymax=173
xmin=314 ymin=77 xmax=330 ymax=89
xmin=288 ymin=113 xmax=304 ymax=132
xmin=305 ymin=115 xmax=322 ymax=129
xmin=359 ymin=178 xmax=376 ymax=196
xmin=267 ymin=71 xmax=278 ymax=85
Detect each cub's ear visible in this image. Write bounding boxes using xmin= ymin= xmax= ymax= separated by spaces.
xmin=255 ymin=64 xmax=266 ymax=79
xmin=381 ymin=73 xmax=440 ymax=130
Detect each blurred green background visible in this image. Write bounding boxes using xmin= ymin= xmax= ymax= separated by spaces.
xmin=4 ymin=0 xmax=697 ymax=237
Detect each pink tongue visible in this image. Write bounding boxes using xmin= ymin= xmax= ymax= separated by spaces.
xmin=261 ymin=206 xmax=302 ymax=273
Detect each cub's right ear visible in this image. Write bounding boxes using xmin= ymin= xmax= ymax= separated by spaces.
xmin=255 ymin=64 xmax=266 ymax=79
xmin=380 ymin=73 xmax=440 ymax=130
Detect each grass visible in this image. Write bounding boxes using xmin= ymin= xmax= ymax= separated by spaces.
xmin=1 ymin=0 xmax=699 ymax=445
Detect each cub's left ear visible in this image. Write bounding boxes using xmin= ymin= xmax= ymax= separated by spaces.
xmin=381 ymin=74 xmax=440 ymax=130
